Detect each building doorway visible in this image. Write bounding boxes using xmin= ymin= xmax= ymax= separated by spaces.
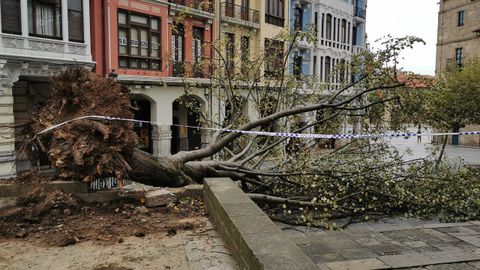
xmin=131 ymin=95 xmax=153 ymax=154
xmin=171 ymin=95 xmax=203 ymax=154
xmin=12 ymin=79 xmax=52 ymax=172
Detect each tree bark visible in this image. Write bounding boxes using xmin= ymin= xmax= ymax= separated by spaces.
xmin=437 ymin=134 xmax=448 ymax=165
xmin=128 ymin=149 xmax=193 ymax=187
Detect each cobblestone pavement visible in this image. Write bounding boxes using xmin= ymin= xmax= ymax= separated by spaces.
xmin=0 ymin=217 xmax=238 ymax=270
xmin=280 ymin=219 xmax=480 ymax=270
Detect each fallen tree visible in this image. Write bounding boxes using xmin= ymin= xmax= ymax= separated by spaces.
xmin=9 ymin=35 xmax=480 ymax=227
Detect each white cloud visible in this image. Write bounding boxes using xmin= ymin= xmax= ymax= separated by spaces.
xmin=366 ymin=0 xmax=439 ymax=75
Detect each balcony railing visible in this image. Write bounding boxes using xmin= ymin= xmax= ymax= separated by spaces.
xmin=171 ymin=59 xmax=213 ymax=78
xmin=172 ymin=61 xmax=185 ymax=77
xmin=220 ymin=2 xmax=259 ymax=25
xmin=354 ymin=7 xmax=366 ymax=19
xmin=265 ymin=14 xmax=285 ymax=27
xmin=168 ymin=0 xmax=214 ymax=13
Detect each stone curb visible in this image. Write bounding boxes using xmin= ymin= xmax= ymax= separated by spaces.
xmin=203 ymin=178 xmax=318 ymax=270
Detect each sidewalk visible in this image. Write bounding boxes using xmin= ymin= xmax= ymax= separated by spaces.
xmin=280 ymin=219 xmax=480 ymax=269
xmin=0 ymin=217 xmax=238 ymax=270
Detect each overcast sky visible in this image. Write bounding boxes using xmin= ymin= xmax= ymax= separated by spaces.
xmin=366 ymin=0 xmax=439 ymax=75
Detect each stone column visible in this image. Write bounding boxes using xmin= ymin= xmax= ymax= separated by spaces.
xmin=0 ymin=62 xmax=19 ymax=178
xmin=62 ymin=0 xmax=69 ymax=42
xmin=82 ymin=0 xmax=91 ymax=57
xmin=151 ymin=125 xmax=172 ymax=157
xmin=20 ymin=0 xmax=28 ymax=43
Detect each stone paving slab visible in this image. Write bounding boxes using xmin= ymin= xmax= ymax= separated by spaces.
xmin=280 ymin=219 xmax=480 ymax=269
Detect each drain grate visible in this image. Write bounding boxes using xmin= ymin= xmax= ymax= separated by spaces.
xmin=89 ymin=177 xmax=130 ymax=191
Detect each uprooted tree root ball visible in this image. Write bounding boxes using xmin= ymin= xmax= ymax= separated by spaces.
xmin=23 ymin=68 xmax=139 ymax=182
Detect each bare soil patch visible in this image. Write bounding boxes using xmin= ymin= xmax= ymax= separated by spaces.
xmin=0 ymin=176 xmax=206 ymax=247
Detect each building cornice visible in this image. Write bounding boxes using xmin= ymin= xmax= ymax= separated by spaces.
xmin=439 ymin=0 xmax=480 ymax=14
xmin=437 ymin=35 xmax=480 ymax=47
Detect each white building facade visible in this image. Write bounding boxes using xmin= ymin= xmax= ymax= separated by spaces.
xmin=312 ymin=0 xmax=367 ymax=89
xmin=0 ymin=0 xmax=93 ymax=177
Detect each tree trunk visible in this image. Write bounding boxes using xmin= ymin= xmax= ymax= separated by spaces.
xmin=128 ymin=149 xmax=193 ymax=187
xmin=436 ymin=134 xmax=448 ymax=165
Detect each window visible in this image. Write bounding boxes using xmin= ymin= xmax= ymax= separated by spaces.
xmin=294 ymin=7 xmax=303 ymax=30
xmin=458 ymin=10 xmax=465 ymax=26
xmin=341 ymin=19 xmax=347 ymax=43
xmin=1 ymin=0 xmax=21 ymax=34
xmin=352 ymin=25 xmax=358 ymax=45
xmin=265 ymin=0 xmax=284 ymax=27
xmin=68 ymin=0 xmax=83 ymax=42
xmin=321 ymin=13 xmax=325 ymax=39
xmin=339 ymin=59 xmax=346 ymax=83
xmin=325 ymin=56 xmax=331 ymax=83
xmin=320 ymin=56 xmax=324 ymax=82
xmin=313 ymin=56 xmax=317 ymax=76
xmin=225 ymin=0 xmax=234 ymax=17
xmin=347 ymin=22 xmax=351 ymax=44
xmin=293 ymin=56 xmax=302 ymax=79
xmin=241 ymin=0 xmax=249 ymax=21
xmin=172 ymin=23 xmax=184 ymax=76
xmin=28 ymin=0 xmax=62 ymax=39
xmin=225 ymin=33 xmax=235 ymax=74
xmin=118 ymin=10 xmax=161 ymax=71
xmin=333 ymin=17 xmax=336 ymax=41
xmin=264 ymin=39 xmax=284 ymax=78
xmin=192 ymin=27 xmax=204 ymax=78
xmin=240 ymin=36 xmax=250 ymax=74
xmin=326 ymin=14 xmax=332 ymax=40
xmin=455 ymin=48 xmax=463 ymax=66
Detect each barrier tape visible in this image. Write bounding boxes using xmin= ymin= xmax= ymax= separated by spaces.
xmin=37 ymin=115 xmax=480 ymax=140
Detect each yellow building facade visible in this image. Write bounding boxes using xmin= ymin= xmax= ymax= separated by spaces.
xmin=215 ymin=0 xmax=289 ymax=77
xmin=436 ymin=0 xmax=480 ymax=146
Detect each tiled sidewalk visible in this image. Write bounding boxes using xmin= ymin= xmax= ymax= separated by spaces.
xmin=280 ymin=219 xmax=480 ymax=270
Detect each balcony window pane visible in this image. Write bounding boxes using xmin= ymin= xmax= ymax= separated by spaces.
xmin=28 ymin=0 xmax=62 ymax=38
xmin=68 ymin=0 xmax=83 ymax=42
xmin=151 ymin=60 xmax=160 ymax=70
xmin=131 ymin=14 xmax=148 ymax=25
xmin=140 ymin=29 xmax=148 ymax=56
xmin=118 ymin=12 xmax=127 ymax=25
xmin=130 ymin=28 xmax=138 ymax=55
xmin=1 ymin=0 xmax=22 ymax=34
xmin=119 ymin=57 xmax=128 ymax=67
xmin=117 ymin=10 xmax=162 ymax=71
xmin=119 ymin=29 xmax=128 ymax=54
xmin=141 ymin=59 xmax=149 ymax=69
xmin=151 ymin=35 xmax=159 ymax=58
xmin=131 ymin=59 xmax=139 ymax=68
xmin=151 ymin=19 xmax=158 ymax=30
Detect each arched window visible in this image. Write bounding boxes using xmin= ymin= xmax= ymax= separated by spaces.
xmin=325 ymin=56 xmax=331 ymax=83
xmin=326 ymin=14 xmax=332 ymax=40
xmin=341 ymin=19 xmax=347 ymax=43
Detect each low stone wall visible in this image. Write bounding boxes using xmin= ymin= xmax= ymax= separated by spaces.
xmin=0 ymin=181 xmax=89 ymax=209
xmin=203 ymin=178 xmax=317 ymax=270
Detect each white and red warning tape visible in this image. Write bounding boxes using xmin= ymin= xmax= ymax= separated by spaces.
xmin=37 ymin=115 xmax=480 ymax=140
